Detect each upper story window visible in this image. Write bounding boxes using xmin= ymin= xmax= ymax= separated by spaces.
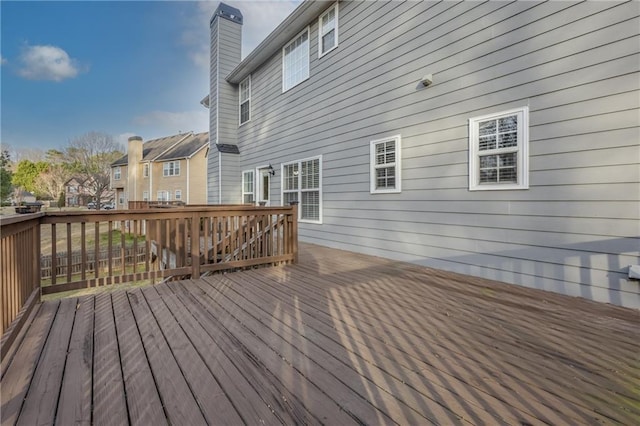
xmin=239 ymin=76 xmax=251 ymax=125
xmin=163 ymin=161 xmax=180 ymax=177
xmin=242 ymin=170 xmax=255 ymax=204
xmin=282 ymin=28 xmax=309 ymax=92
xmin=469 ymin=107 xmax=529 ymax=191
xmin=318 ymin=3 xmax=338 ymax=57
xmin=370 ymin=135 xmax=401 ymax=194
xmin=143 ymin=163 xmax=149 ymax=178
xmin=282 ymin=156 xmax=322 ymax=223
xmin=114 ymin=166 xmax=121 ymax=180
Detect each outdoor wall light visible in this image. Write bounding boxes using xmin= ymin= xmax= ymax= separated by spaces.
xmin=268 ymin=164 xmax=276 ymax=176
xmin=420 ymin=74 xmax=433 ymax=87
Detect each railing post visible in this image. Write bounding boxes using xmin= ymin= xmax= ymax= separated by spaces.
xmin=289 ymin=202 xmax=298 ymax=264
xmin=191 ymin=211 xmax=201 ymax=279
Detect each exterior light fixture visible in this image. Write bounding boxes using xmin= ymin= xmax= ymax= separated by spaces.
xmin=268 ymin=164 xmax=276 ymax=176
xmin=420 ymin=74 xmax=433 ymax=87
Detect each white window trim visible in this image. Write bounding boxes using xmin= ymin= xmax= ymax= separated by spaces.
xmin=174 ymin=189 xmax=182 ymax=201
xmin=468 ymin=106 xmax=529 ymax=191
xmin=282 ymin=27 xmax=310 ymax=93
xmin=281 ymin=155 xmax=322 ymax=224
xmin=142 ymin=191 xmax=149 ymax=201
xmin=242 ymin=170 xmax=255 ymax=204
xmin=370 ymin=135 xmax=402 ymax=194
xmin=157 ymin=190 xmax=170 ymax=202
xmin=163 ymin=160 xmax=180 ymax=177
xmin=143 ymin=163 xmax=149 ymax=178
xmin=239 ymin=75 xmax=251 ymax=126
xmin=318 ymin=3 xmax=339 ymax=58
xmin=114 ymin=166 xmax=121 ymax=180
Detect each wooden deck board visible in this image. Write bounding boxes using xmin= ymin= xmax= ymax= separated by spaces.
xmin=126 ymin=288 xmax=208 ymax=425
xmin=2 ymin=243 xmax=638 ymax=425
xmin=17 ymin=298 xmax=76 ymax=426
xmin=56 ymin=296 xmax=94 ymax=426
xmin=140 ymin=285 xmax=244 ymax=425
xmin=92 ymin=292 xmax=128 ymax=425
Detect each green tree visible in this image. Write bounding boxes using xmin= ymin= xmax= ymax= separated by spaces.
xmin=0 ymin=150 xmax=13 ymax=202
xmin=11 ymin=160 xmax=48 ymax=197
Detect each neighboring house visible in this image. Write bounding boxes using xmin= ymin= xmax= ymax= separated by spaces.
xmin=12 ymin=190 xmax=36 ymax=205
xmin=64 ymin=177 xmax=97 ymax=207
xmin=206 ymin=2 xmax=640 ymax=308
xmin=65 ymin=177 xmax=114 ymax=207
xmin=110 ymin=132 xmax=209 ymax=208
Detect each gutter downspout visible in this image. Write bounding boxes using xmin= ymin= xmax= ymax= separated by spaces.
xmin=186 ymin=158 xmax=190 ymax=204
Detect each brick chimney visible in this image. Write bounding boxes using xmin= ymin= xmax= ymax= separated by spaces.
xmin=127 ymin=136 xmax=143 ymax=204
xmin=208 ymin=2 xmax=243 ymax=204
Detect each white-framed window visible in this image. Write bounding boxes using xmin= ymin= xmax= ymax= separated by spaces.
xmin=282 ymin=156 xmax=322 ymax=223
xmin=143 ymin=163 xmax=149 ymax=178
xmin=469 ymin=106 xmax=529 ymax=190
xmin=282 ymin=28 xmax=309 ymax=92
xmin=318 ymin=3 xmax=338 ymax=57
xmin=157 ymin=190 xmax=170 ymax=202
xmin=239 ymin=76 xmax=251 ymax=125
xmin=118 ymin=191 xmax=125 ymax=205
xmin=242 ymin=170 xmax=255 ymax=204
xmin=174 ymin=189 xmax=182 ymax=201
xmin=142 ymin=191 xmax=149 ymax=201
xmin=163 ymin=161 xmax=180 ymax=177
xmin=114 ymin=166 xmax=121 ymax=180
xmin=370 ymin=135 xmax=401 ymax=194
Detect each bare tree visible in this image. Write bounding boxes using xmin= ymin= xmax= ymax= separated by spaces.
xmin=66 ymin=132 xmax=123 ymax=209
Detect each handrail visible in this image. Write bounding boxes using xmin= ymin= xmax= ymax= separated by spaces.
xmin=0 ymin=204 xmax=298 ymax=360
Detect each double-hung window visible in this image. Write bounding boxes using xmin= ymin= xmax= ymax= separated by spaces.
xmin=242 ymin=170 xmax=254 ymax=204
xmin=142 ymin=191 xmax=149 ymax=201
xmin=114 ymin=166 xmax=121 ymax=180
xmin=157 ymin=190 xmax=170 ymax=202
xmin=282 ymin=156 xmax=322 ymax=223
xmin=163 ymin=161 xmax=180 ymax=177
xmin=370 ymin=135 xmax=401 ymax=194
xmin=282 ymin=28 xmax=309 ymax=92
xmin=318 ymin=3 xmax=338 ymax=57
xmin=469 ymin=107 xmax=529 ymax=190
xmin=174 ymin=190 xmax=182 ymax=201
xmin=143 ymin=163 xmax=149 ymax=178
xmin=239 ymin=76 xmax=251 ymax=125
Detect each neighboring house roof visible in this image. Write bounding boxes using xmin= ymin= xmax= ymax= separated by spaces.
xmin=156 ymin=132 xmax=209 ymax=161
xmin=226 ymin=0 xmax=332 ymax=84
xmin=111 ymin=132 xmax=209 ymax=166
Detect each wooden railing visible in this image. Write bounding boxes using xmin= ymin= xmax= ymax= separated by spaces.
xmin=0 ymin=213 xmax=42 ymax=358
xmin=0 ymin=205 xmax=298 ymax=358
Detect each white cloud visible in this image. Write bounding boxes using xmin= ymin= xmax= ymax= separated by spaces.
xmin=133 ymin=110 xmax=209 ymax=135
xmin=18 ymin=44 xmax=81 ymax=81
xmin=0 ymin=56 xmax=7 ymax=66
xmin=183 ymin=1 xmax=302 ymax=69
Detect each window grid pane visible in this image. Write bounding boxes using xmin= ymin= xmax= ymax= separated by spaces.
xmin=283 ymin=31 xmax=309 ymax=91
xmin=283 ymin=158 xmax=320 ymax=222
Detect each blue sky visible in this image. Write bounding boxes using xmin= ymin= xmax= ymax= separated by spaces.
xmin=1 ymin=0 xmax=300 ymax=154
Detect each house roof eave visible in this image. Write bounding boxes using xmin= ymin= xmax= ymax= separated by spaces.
xmin=226 ymin=0 xmax=332 ymax=84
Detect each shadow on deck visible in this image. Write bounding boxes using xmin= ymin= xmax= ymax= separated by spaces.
xmin=1 ymin=243 xmax=639 ymax=425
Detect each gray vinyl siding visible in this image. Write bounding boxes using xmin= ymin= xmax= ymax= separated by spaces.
xmin=220 ymin=153 xmax=240 ymax=204
xmin=209 ymin=13 xmax=242 ymax=203
xmin=226 ymin=1 xmax=640 ymax=308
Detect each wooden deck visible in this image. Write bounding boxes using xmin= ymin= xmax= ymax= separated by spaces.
xmin=1 ymin=243 xmax=638 ymax=425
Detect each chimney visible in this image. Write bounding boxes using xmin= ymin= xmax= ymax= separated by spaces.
xmin=208 ymin=3 xmax=243 ymax=203
xmin=127 ymin=136 xmax=143 ymax=204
